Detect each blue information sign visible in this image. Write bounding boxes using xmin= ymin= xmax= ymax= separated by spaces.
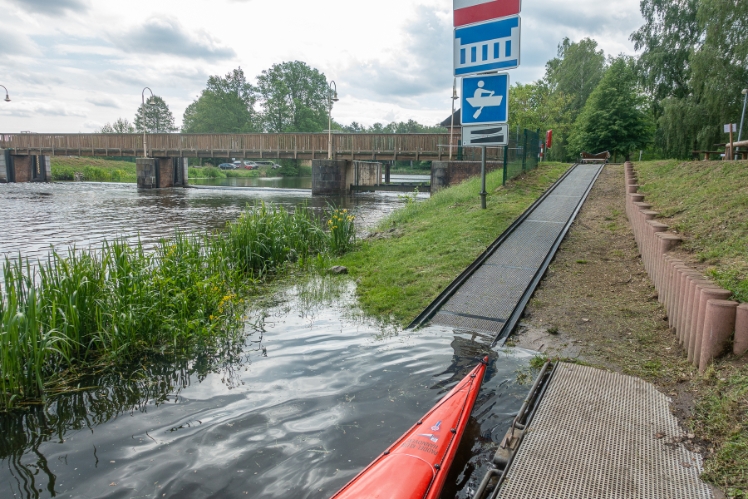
xmin=461 ymin=73 xmax=509 ymax=125
xmin=453 ymin=16 xmax=520 ymax=76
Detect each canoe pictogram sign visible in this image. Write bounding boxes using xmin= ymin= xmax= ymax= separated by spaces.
xmin=467 ymin=80 xmax=504 ymax=119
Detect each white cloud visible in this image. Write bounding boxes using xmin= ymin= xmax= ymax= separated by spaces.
xmin=7 ymin=0 xmax=88 ymax=16
xmin=0 ymin=100 xmax=87 ymax=118
xmin=86 ymin=96 xmax=120 ymax=108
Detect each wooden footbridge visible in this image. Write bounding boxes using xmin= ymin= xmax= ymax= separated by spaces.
xmin=0 ymin=132 xmax=452 ymax=161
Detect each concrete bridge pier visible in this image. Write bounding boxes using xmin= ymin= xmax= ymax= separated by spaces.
xmin=311 ymin=160 xmax=381 ymax=195
xmin=0 ymin=150 xmax=51 ymax=183
xmin=137 ymin=157 xmax=188 ymax=189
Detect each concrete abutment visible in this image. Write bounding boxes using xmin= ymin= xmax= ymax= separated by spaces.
xmin=137 ymin=157 xmax=188 ymax=189
xmin=0 ymin=150 xmax=51 ymax=183
xmin=311 ymin=160 xmax=381 ymax=195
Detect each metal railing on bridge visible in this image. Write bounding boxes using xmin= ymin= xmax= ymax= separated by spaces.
xmin=0 ymin=132 xmax=452 ymax=161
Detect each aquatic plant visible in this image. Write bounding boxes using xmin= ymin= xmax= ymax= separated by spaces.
xmin=0 ymin=202 xmax=353 ymax=410
xmin=326 ymin=206 xmax=356 ymax=255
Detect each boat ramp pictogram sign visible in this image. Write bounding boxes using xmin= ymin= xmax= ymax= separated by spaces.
xmin=461 ymin=73 xmax=509 ymax=125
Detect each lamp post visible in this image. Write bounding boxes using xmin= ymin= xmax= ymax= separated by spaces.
xmin=1 ymin=85 xmax=10 ymax=102
xmin=327 ymin=81 xmax=339 ymax=160
xmin=141 ymin=87 xmax=153 ymax=158
xmin=449 ymin=79 xmax=458 ymax=160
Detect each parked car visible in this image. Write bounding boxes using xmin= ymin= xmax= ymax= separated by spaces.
xmin=218 ymin=163 xmax=237 ymax=170
xmin=255 ymin=160 xmax=282 ymax=169
xmin=242 ymin=161 xmax=259 ymax=170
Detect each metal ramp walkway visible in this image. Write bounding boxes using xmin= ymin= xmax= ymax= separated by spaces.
xmin=411 ymin=164 xmax=603 ymax=344
xmin=490 ymin=363 xmax=713 ymax=499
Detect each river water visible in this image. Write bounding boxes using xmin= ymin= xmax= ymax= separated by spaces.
xmin=0 ymin=179 xmax=536 ymax=499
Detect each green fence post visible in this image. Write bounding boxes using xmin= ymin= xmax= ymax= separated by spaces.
xmin=522 ymin=129 xmax=528 ymax=172
xmin=502 ymin=144 xmax=508 ymax=186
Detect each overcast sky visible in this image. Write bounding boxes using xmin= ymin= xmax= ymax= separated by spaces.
xmin=0 ymin=0 xmax=644 ymax=133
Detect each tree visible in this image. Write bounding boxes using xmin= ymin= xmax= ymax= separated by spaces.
xmin=568 ymin=58 xmax=654 ymax=161
xmin=256 ymin=61 xmax=329 ymax=132
xmin=545 ymin=38 xmax=607 ymax=117
xmin=182 ymin=68 xmax=258 ymax=133
xmin=509 ymin=82 xmax=573 ymax=161
xmin=100 ymin=118 xmax=135 ymax=133
xmin=135 ymin=96 xmax=177 ymax=133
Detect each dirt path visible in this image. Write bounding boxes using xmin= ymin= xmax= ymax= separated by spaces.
xmin=511 ymin=163 xmax=721 ymax=465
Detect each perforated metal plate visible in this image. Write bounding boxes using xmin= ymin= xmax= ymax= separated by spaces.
xmin=496 ymin=363 xmax=713 ymax=499
xmin=431 ymin=165 xmax=602 ymax=335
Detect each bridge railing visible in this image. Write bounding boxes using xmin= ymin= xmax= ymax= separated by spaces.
xmin=0 ymin=133 xmax=452 ymax=156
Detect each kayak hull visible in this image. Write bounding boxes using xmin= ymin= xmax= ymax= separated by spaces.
xmin=330 ymin=357 xmax=488 ymax=499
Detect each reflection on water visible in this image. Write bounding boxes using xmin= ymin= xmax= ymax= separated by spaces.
xmin=190 ymin=176 xmax=313 ymax=189
xmin=0 ymin=182 xmax=408 ymax=261
xmin=0 ymin=277 xmax=534 ymax=499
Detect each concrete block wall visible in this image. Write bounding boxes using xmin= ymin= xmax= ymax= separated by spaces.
xmin=158 ymin=158 xmax=174 ymax=188
xmin=312 ymin=160 xmax=348 ymax=195
xmin=431 ymin=160 xmax=503 ymax=193
xmin=350 ymin=161 xmax=381 ymax=188
xmin=625 ymin=161 xmax=745 ymax=371
xmin=137 ymin=158 xmax=157 ymax=188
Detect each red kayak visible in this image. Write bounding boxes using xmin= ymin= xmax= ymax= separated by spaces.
xmin=331 ymin=357 xmax=488 ymax=499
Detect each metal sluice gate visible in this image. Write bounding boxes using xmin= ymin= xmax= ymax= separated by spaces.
xmin=410 ymin=163 xmax=604 ymax=344
xmin=474 ymin=362 xmax=714 ymax=499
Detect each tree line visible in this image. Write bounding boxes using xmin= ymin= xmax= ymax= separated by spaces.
xmin=510 ymin=0 xmax=747 ymax=161
xmin=100 ymin=61 xmax=444 ymax=136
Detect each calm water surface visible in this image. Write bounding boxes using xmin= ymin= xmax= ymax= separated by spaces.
xmin=0 ymin=181 xmax=413 ymax=261
xmin=0 ymin=179 xmax=533 ymax=499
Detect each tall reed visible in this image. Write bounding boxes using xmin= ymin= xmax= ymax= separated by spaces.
xmin=0 ymin=202 xmax=354 ymax=410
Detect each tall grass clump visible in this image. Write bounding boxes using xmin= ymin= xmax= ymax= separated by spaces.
xmin=0 ymin=202 xmax=354 ymax=410
xmin=326 ymin=207 xmax=356 ymax=254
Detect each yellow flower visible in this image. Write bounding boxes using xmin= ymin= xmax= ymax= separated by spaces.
xmin=209 ymin=315 xmax=215 ymax=321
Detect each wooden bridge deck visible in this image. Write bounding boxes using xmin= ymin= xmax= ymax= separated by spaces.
xmin=0 ymin=133 xmax=462 ymax=161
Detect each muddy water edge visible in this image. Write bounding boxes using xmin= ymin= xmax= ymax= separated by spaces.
xmin=0 ymin=182 xmax=537 ymax=499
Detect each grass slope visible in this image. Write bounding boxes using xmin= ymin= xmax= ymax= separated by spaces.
xmin=636 ymin=159 xmax=748 ymax=301
xmin=635 ymin=159 xmax=748 ymax=496
xmin=337 ymin=162 xmax=572 ymax=325
xmin=51 ymin=157 xmax=137 ymax=182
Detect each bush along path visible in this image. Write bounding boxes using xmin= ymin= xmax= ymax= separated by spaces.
xmin=0 ymin=202 xmax=354 ymax=411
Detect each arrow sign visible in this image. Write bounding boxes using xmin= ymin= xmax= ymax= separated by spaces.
xmin=454 ymin=0 xmax=521 ymax=27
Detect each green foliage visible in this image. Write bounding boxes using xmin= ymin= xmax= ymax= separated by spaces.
xmin=100 ymin=118 xmax=135 ymax=133
xmin=545 ymin=37 xmax=607 ymax=118
xmin=51 ymin=158 xmax=137 ymax=183
xmin=182 ymin=68 xmax=259 ymax=133
xmin=633 ymin=0 xmax=748 ymax=158
xmin=341 ymin=120 xmax=446 ymax=134
xmin=568 ymin=58 xmax=654 ymax=159
xmin=135 ymin=95 xmax=177 ymax=133
xmin=326 ymin=207 xmax=356 ymax=255
xmin=256 ymin=61 xmax=329 ymax=132
xmin=188 ymin=166 xmax=226 ymax=179
xmin=0 ymin=202 xmax=355 ymax=410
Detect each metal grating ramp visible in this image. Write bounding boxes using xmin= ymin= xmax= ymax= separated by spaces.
xmin=430 ymin=164 xmax=603 ymax=339
xmin=496 ymin=363 xmax=713 ymax=499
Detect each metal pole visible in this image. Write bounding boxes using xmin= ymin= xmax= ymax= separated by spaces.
xmin=141 ymin=87 xmax=153 ymax=158
xmin=0 ymin=85 xmax=10 ymax=102
xmin=449 ymin=79 xmax=457 ymax=161
xmin=327 ymin=81 xmax=338 ymax=160
xmin=502 ymin=143 xmax=508 ymax=186
xmin=480 ymin=146 xmax=487 ymax=209
xmin=737 ymin=89 xmax=748 ymax=158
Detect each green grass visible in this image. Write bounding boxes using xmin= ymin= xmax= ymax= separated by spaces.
xmin=635 ymin=159 xmax=748 ymax=496
xmin=335 ymin=162 xmax=572 ymax=324
xmin=51 ymin=157 xmax=137 ymax=182
xmin=636 ymin=160 xmax=748 ymax=301
xmin=0 ymin=203 xmax=352 ymax=411
xmin=189 ymin=167 xmax=264 ymax=179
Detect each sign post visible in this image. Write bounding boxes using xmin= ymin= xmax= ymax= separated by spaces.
xmin=725 ymin=123 xmax=736 ymax=160
xmin=453 ymin=0 xmax=522 ymax=208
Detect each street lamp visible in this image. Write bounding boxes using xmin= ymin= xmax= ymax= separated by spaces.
xmin=1 ymin=85 xmax=10 ymax=102
xmin=327 ymin=81 xmax=339 ymax=160
xmin=449 ymin=78 xmax=458 ymax=160
xmin=141 ymin=87 xmax=153 ymax=158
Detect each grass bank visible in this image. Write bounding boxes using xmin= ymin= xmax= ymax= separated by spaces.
xmin=0 ymin=204 xmax=355 ymax=411
xmin=51 ymin=157 xmax=137 ymax=182
xmin=188 ymin=166 xmax=261 ymax=179
xmin=336 ymin=162 xmax=572 ymax=325
xmin=636 ymin=159 xmax=748 ymax=302
xmin=634 ymin=159 xmax=748 ymax=497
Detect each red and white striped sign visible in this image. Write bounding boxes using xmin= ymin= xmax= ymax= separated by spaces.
xmin=454 ymin=0 xmax=521 ymax=27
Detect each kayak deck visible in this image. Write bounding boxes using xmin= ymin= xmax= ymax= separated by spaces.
xmin=331 ymin=359 xmax=487 ymax=499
